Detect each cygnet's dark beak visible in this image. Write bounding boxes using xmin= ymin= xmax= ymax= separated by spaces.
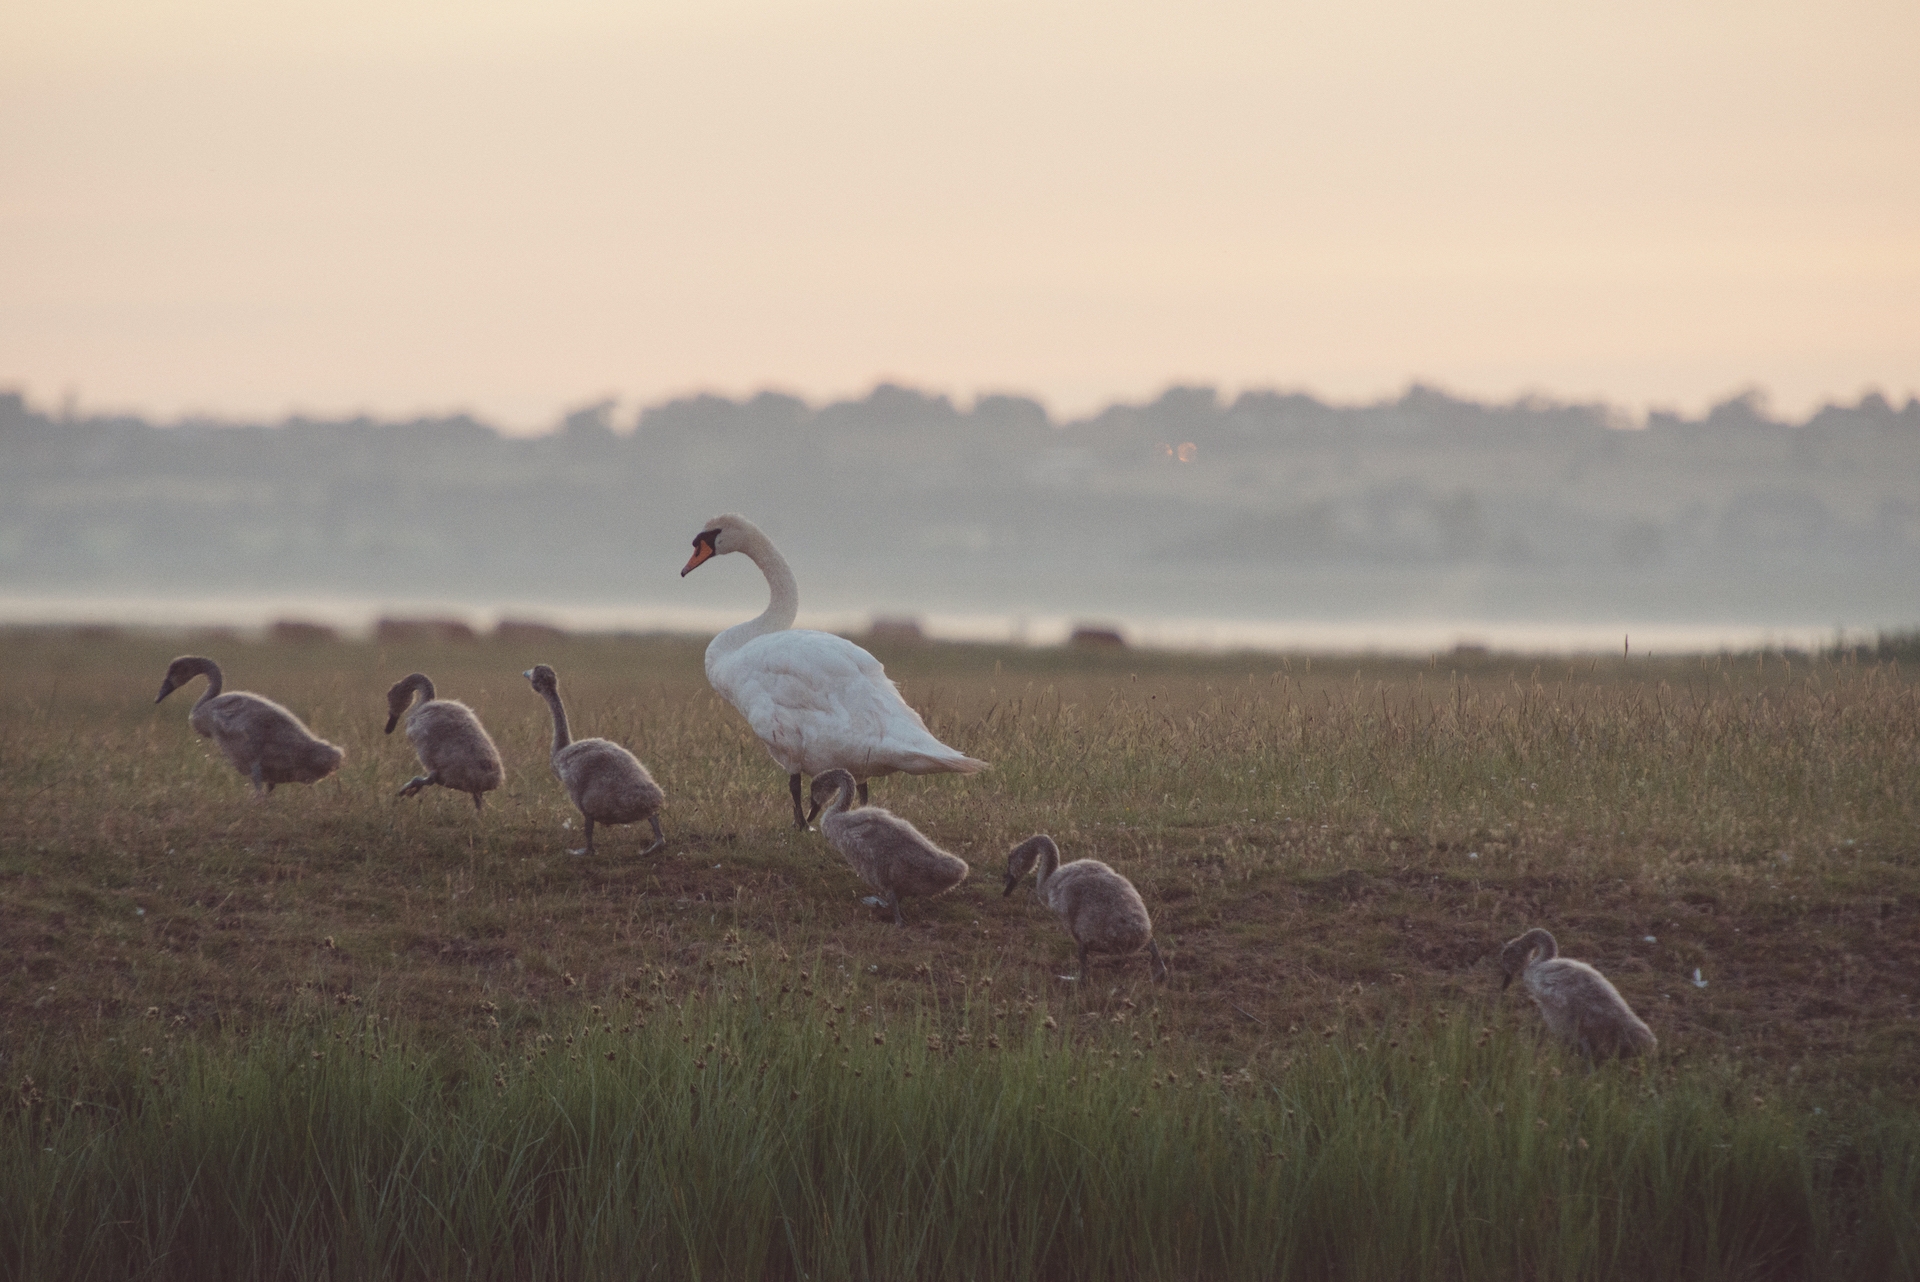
xmin=1499 ymin=971 xmax=1513 ymax=991
xmin=154 ymin=679 xmax=176 ymax=703
xmin=1002 ymin=874 xmax=1019 ymax=897
xmin=805 ymin=800 xmax=822 ymax=825
xmin=383 ymin=713 xmax=399 ymax=735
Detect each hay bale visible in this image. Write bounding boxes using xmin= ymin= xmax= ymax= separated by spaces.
xmin=867 ymin=616 xmax=926 ymax=645
xmin=375 ymin=617 xmax=477 ymax=644
xmin=1069 ymin=625 xmax=1127 ymax=650
xmin=495 ymin=619 xmax=570 ymax=644
xmin=269 ymin=619 xmax=338 ymax=644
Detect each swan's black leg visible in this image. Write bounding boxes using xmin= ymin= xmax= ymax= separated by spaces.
xmin=471 ymin=791 xmax=485 ymax=812
xmin=789 ymin=774 xmax=808 ymax=829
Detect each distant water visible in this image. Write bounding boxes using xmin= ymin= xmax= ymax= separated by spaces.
xmin=0 ymin=591 xmax=1851 ymax=656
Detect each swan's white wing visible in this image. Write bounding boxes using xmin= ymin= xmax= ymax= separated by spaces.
xmin=710 ymin=630 xmax=983 ymax=777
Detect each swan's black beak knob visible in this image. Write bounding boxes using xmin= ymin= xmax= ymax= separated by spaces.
xmin=681 ymin=530 xmax=719 ymax=576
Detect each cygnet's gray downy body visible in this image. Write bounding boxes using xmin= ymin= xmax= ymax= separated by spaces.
xmin=682 ymin=514 xmax=986 ymax=828
xmin=1003 ymin=834 xmax=1167 ymax=982
xmin=384 ymin=672 xmax=505 ymax=811
xmin=809 ymin=768 xmax=969 ymax=925
xmin=154 ymin=655 xmax=344 ymax=796
xmin=523 ymin=664 xmax=664 ymax=858
xmin=1499 ymin=928 xmax=1656 ymax=1059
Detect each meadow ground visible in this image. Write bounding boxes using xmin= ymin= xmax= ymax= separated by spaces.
xmin=2 ymin=627 xmax=1916 ymax=1278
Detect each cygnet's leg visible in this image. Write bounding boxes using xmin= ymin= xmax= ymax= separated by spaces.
xmin=1058 ymin=942 xmax=1091 ymax=983
xmin=397 ymin=772 xmax=435 ymax=799
xmin=890 ymin=891 xmax=904 ymax=927
xmin=637 ymin=814 xmax=666 ymax=857
xmin=856 ymin=780 xmax=869 ymax=806
xmin=570 ymin=815 xmax=595 ymax=858
xmin=1147 ymin=940 xmax=1169 ymax=982
xmin=470 ymin=791 xmax=485 ymax=813
xmin=788 ymin=774 xmax=808 ymax=829
xmin=251 ymin=762 xmax=268 ymax=799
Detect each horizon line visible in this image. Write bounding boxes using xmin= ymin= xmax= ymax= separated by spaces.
xmin=6 ymin=379 xmax=1916 ymax=440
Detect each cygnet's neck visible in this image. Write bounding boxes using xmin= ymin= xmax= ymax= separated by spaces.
xmin=538 ymin=686 xmax=573 ymax=756
xmin=1034 ymin=841 xmax=1061 ymax=891
xmin=707 ymin=524 xmax=800 ymax=664
xmin=820 ymin=774 xmax=857 ymax=819
xmin=188 ymin=658 xmax=224 ymax=706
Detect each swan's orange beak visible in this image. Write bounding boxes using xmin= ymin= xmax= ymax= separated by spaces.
xmin=681 ymin=531 xmax=719 ymax=577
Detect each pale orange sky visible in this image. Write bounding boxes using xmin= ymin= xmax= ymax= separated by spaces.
xmin=3 ymin=0 xmax=1916 ymax=432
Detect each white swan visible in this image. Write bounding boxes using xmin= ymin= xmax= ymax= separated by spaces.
xmin=680 ymin=513 xmax=986 ymax=828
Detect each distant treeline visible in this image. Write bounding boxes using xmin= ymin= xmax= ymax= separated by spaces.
xmin=3 ymin=384 xmax=1917 ymax=625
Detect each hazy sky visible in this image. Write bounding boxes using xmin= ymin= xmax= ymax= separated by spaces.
xmin=4 ymin=0 xmax=1916 ymax=431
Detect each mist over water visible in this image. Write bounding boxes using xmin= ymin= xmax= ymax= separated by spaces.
xmin=4 ymin=383 xmax=1915 ymax=653
xmin=0 ymin=590 xmax=1856 ymax=657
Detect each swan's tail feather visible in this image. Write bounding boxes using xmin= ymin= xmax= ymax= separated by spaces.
xmin=902 ymin=751 xmax=988 ymax=775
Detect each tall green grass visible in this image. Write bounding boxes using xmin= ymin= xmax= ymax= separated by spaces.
xmin=7 ymin=969 xmax=1914 ymax=1281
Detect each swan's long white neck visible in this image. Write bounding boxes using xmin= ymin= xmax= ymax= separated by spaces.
xmin=706 ymin=524 xmax=799 ymax=668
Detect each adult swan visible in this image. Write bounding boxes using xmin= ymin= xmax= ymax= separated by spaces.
xmin=681 ymin=513 xmax=987 ymax=828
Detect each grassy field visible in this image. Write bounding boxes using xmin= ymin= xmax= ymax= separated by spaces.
xmin=2 ymin=627 xmax=1917 ymax=1278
